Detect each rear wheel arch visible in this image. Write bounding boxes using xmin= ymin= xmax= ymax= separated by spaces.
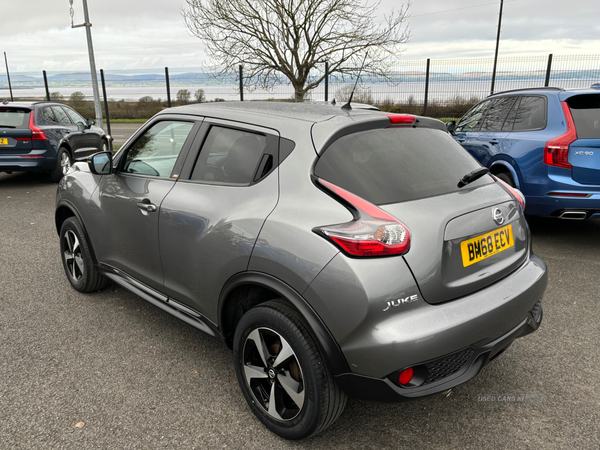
xmin=489 ymin=159 xmax=521 ymax=190
xmin=219 ymin=272 xmax=351 ymax=376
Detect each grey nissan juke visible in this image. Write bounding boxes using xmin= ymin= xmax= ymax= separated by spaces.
xmin=55 ymin=101 xmax=547 ymax=440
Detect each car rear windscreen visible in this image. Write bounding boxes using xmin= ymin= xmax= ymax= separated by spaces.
xmin=314 ymin=127 xmax=490 ymax=205
xmin=0 ymin=108 xmax=30 ymax=129
xmin=567 ymin=94 xmax=600 ymax=139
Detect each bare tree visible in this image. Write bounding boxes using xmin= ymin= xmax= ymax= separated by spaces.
xmin=183 ymin=0 xmax=410 ymax=102
xmin=194 ymin=88 xmax=207 ymax=103
xmin=176 ymin=89 xmax=192 ymax=104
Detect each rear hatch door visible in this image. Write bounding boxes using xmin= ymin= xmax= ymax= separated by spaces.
xmin=0 ymin=107 xmax=33 ymax=154
xmin=565 ymin=94 xmax=600 ymax=185
xmin=314 ymin=125 xmax=529 ymax=305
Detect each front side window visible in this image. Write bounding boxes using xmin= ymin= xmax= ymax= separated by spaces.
xmin=51 ymin=106 xmax=72 ymax=126
xmin=122 ymin=121 xmax=194 ymax=178
xmin=191 ymin=126 xmax=268 ymax=185
xmin=63 ymin=107 xmax=86 ymax=127
xmin=456 ymin=100 xmax=490 ymax=132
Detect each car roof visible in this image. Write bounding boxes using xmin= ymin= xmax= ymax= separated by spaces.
xmin=161 ymin=101 xmax=383 ymax=125
xmin=0 ymin=101 xmax=61 ymax=108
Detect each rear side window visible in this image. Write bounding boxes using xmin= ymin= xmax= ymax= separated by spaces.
xmin=567 ymin=94 xmax=600 ymax=139
xmin=507 ymin=96 xmax=547 ymax=131
xmin=40 ymin=107 xmax=58 ymax=125
xmin=315 ymin=128 xmax=488 ymax=205
xmin=0 ymin=108 xmax=29 ymax=129
xmin=191 ymin=126 xmax=268 ymax=185
xmin=479 ymin=96 xmax=516 ymax=132
xmin=51 ymin=106 xmax=72 ymax=125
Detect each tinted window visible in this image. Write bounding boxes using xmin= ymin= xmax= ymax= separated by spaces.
xmin=567 ymin=94 xmax=600 ymax=139
xmin=123 ymin=121 xmax=194 ymax=177
xmin=315 ymin=128 xmax=489 ymax=205
xmin=479 ymin=97 xmax=516 ymax=131
xmin=63 ymin=107 xmax=86 ymax=126
xmin=51 ymin=106 xmax=72 ymax=125
xmin=456 ymin=100 xmax=490 ymax=132
xmin=40 ymin=107 xmax=58 ymax=125
xmin=509 ymin=96 xmax=546 ymax=131
xmin=191 ymin=126 xmax=268 ymax=185
xmin=0 ymin=108 xmax=29 ymax=128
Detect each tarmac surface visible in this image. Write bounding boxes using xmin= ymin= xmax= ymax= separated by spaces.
xmin=104 ymin=123 xmax=143 ymax=147
xmin=1 ymin=170 xmax=599 ymax=449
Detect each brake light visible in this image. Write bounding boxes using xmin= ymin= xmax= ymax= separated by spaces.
xmin=28 ymin=112 xmax=48 ymax=141
xmin=382 ymin=114 xmax=416 ymax=125
xmin=493 ymin=176 xmax=526 ymax=211
xmin=314 ymin=178 xmax=411 ymax=257
xmin=543 ymin=102 xmax=576 ymax=169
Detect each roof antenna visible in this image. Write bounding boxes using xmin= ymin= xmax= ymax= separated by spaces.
xmin=341 ymin=52 xmax=368 ymax=111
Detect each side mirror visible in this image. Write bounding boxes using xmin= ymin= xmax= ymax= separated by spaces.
xmin=86 ymin=118 xmax=95 ymax=128
xmin=446 ymin=120 xmax=457 ymax=134
xmin=88 ymin=151 xmax=113 ymax=175
xmin=77 ymin=122 xmax=86 ymax=132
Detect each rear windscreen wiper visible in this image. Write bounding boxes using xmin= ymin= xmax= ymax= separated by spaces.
xmin=0 ymin=125 xmax=16 ymax=128
xmin=457 ymin=167 xmax=489 ymax=188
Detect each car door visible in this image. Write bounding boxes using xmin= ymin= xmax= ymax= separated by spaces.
xmin=50 ymin=105 xmax=79 ymax=150
xmin=158 ymin=119 xmax=280 ymax=323
xmin=465 ymin=96 xmax=516 ymax=166
xmin=88 ymin=117 xmax=200 ymax=290
xmin=453 ymin=99 xmax=491 ymax=160
xmin=63 ymin=106 xmax=101 ymax=157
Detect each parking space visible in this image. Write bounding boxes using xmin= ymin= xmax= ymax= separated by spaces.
xmin=1 ymin=171 xmax=599 ymax=449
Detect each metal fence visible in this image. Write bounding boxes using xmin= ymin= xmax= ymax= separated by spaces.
xmin=1 ymin=54 xmax=599 ymax=108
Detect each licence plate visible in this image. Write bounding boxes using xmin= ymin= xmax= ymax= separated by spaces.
xmin=0 ymin=138 xmax=7 ymax=145
xmin=460 ymin=224 xmax=514 ymax=267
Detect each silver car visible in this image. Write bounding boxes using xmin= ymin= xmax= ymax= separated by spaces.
xmin=55 ymin=102 xmax=547 ymax=440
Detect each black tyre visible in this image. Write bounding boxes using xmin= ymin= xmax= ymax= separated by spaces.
xmin=233 ymin=300 xmax=346 ymax=440
xmin=496 ymin=171 xmax=516 ymax=188
xmin=60 ymin=217 xmax=107 ymax=293
xmin=51 ymin=147 xmax=72 ymax=183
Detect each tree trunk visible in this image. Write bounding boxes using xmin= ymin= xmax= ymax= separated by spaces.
xmin=293 ymin=86 xmax=305 ymax=102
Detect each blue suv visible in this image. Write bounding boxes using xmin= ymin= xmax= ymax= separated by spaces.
xmin=447 ymin=86 xmax=600 ymax=219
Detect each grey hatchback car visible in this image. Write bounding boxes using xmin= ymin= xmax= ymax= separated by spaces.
xmin=55 ymin=102 xmax=547 ymax=439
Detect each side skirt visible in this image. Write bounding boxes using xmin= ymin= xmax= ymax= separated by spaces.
xmin=99 ymin=264 xmax=225 ymax=344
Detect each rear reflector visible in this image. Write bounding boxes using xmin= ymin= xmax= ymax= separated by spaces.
xmin=314 ymin=178 xmax=411 ymax=257
xmin=547 ymin=192 xmax=589 ymax=197
xmin=399 ymin=368 xmax=414 ymax=385
xmin=20 ymin=155 xmax=43 ymax=158
xmin=382 ymin=113 xmax=416 ymax=125
xmin=543 ymin=102 xmax=576 ymax=169
xmin=14 ymin=137 xmax=30 ymax=141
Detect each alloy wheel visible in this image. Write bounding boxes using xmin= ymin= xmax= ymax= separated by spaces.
xmin=63 ymin=230 xmax=84 ymax=282
xmin=242 ymin=327 xmax=305 ymax=421
xmin=61 ymin=151 xmax=72 ymax=175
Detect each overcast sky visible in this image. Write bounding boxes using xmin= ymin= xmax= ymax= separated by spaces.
xmin=1 ymin=0 xmax=599 ymax=73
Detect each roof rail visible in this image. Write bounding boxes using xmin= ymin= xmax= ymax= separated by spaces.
xmin=488 ymin=87 xmax=565 ymax=97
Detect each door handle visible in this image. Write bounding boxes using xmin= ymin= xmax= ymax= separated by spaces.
xmin=489 ymin=139 xmax=500 ymax=145
xmin=456 ymin=138 xmax=466 ymax=143
xmin=137 ymin=200 xmax=157 ymax=213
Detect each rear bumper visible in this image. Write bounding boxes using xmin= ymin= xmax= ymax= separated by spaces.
xmin=336 ymin=301 xmax=543 ymax=401
xmin=0 ymin=152 xmax=56 ymax=172
xmin=525 ymin=194 xmax=600 ymax=218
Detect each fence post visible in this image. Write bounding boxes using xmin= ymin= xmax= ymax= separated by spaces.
xmin=239 ymin=65 xmax=244 ymax=101
xmin=423 ymin=59 xmax=431 ymax=116
xmin=325 ymin=62 xmax=329 ymax=102
xmin=544 ymin=54 xmax=553 ymax=87
xmin=165 ymin=67 xmax=171 ymax=107
xmin=4 ymin=52 xmax=13 ymax=101
xmin=42 ymin=70 xmax=51 ymax=101
xmin=100 ymin=69 xmax=113 ymax=152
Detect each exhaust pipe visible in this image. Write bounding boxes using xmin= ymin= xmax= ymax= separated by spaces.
xmin=559 ymin=211 xmax=588 ymax=220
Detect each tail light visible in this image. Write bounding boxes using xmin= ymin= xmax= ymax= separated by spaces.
xmin=313 ymin=178 xmax=411 ymax=257
xmin=493 ymin=175 xmax=526 ymax=211
xmin=543 ymin=102 xmax=576 ymax=169
xmin=28 ymin=111 xmax=48 ymax=141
